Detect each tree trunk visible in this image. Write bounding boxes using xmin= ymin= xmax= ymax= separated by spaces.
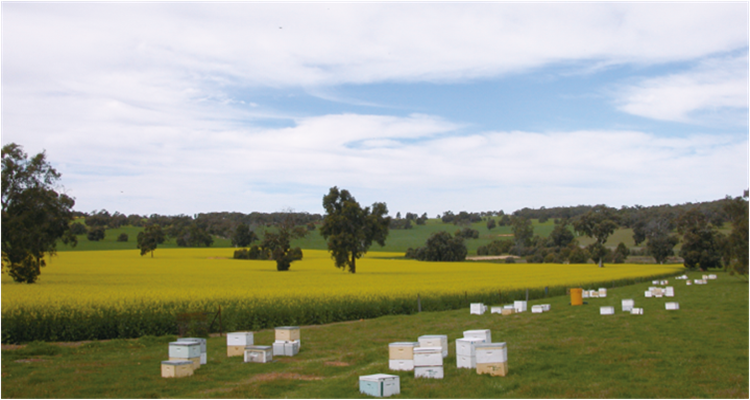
xmin=598 ymin=258 xmax=603 ymax=268
xmin=350 ymin=252 xmax=356 ymax=274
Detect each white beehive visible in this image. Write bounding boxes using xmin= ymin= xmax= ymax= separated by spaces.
xmin=665 ymin=302 xmax=680 ymax=310
xmin=244 ymin=345 xmax=273 ymax=363
xmin=413 ymin=347 xmax=443 ymax=367
xmin=531 ymin=305 xmax=543 ymax=313
xmin=177 ymin=338 xmax=206 ymax=365
xmin=541 ymin=304 xmax=551 ymax=312
xmin=665 ymin=287 xmax=675 ymax=297
xmin=414 ymin=366 xmax=444 ymax=379
xmin=388 ymin=342 xmax=419 ymax=360
xmin=456 ymin=354 xmax=476 ymax=369
xmin=645 ymin=290 xmax=653 ymax=298
xmin=660 ymin=280 xmax=668 ymax=285
xmin=275 ymin=326 xmax=300 ymax=342
xmin=227 ymin=332 xmax=254 ymax=347
xmin=621 ymin=299 xmax=634 ymax=312
xmin=418 ymin=335 xmax=448 ymax=357
xmin=169 ymin=341 xmax=201 ymax=359
xmin=589 ymin=290 xmax=599 ymax=298
xmin=463 ymin=329 xmax=491 ymax=343
xmin=702 ymin=275 xmax=709 ymax=280
xmin=582 ymin=290 xmax=590 ymax=298
xmin=359 ymin=374 xmax=400 ymax=397
xmin=490 ymin=306 xmax=504 ymax=314
xmin=470 ymin=303 xmax=487 ymax=315
xmin=161 ymin=360 xmax=194 ymax=378
xmin=273 ymin=340 xmax=300 ymax=356
xmin=388 ymin=359 xmax=415 ymax=371
xmin=630 ymin=308 xmax=644 ymax=315
xmin=708 ymin=274 xmax=717 ymax=279
xmin=513 ymin=301 xmax=527 ymax=313
xmin=456 ymin=338 xmax=486 ymax=357
xmin=600 ymin=306 xmax=615 ymax=315
xmin=475 ymin=342 xmax=507 ymax=364
xmin=598 ymin=288 xmax=607 ymax=297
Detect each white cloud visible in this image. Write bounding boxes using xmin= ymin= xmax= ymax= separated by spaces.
xmin=615 ymin=54 xmax=749 ymax=124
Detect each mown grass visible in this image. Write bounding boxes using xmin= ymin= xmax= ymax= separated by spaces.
xmin=1 ymin=271 xmax=746 ymax=398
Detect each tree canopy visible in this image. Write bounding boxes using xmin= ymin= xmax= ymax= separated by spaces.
xmin=320 ymin=187 xmax=390 ymax=273
xmin=137 ymin=224 xmax=166 ymax=258
xmin=1 ymin=143 xmax=77 ymax=283
xmin=573 ymin=205 xmax=619 ymax=267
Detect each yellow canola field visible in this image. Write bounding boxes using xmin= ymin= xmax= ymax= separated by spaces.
xmin=2 ymin=248 xmax=683 ymax=310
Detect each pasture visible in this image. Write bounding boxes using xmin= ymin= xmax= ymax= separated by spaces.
xmin=1 ymin=271 xmax=746 ymax=398
xmin=1 ymin=248 xmax=682 ymax=343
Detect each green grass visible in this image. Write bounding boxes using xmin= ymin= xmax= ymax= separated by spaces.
xmin=2 ymin=271 xmax=746 ymax=398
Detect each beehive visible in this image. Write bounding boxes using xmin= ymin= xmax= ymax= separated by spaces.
xmin=413 ymin=347 xmax=443 ymax=367
xmin=388 ymin=359 xmax=415 ymax=371
xmin=273 ymin=340 xmax=300 ymax=356
xmin=665 ymin=287 xmax=675 ymax=297
xmin=227 ymin=331 xmax=254 ymax=347
xmin=275 ymin=326 xmax=300 ymax=342
xmin=541 ymin=304 xmax=551 ymax=312
xmin=581 ymin=290 xmax=589 ymax=299
xmin=490 ymin=306 xmax=504 ymax=314
xmin=470 ymin=303 xmax=487 ymax=315
xmin=388 ymin=342 xmax=419 ymax=360
xmin=665 ymin=302 xmax=680 ymax=310
xmin=645 ymin=290 xmax=653 ymax=298
xmin=589 ymin=290 xmax=599 ymax=298
xmin=476 ymin=361 xmax=508 ymax=377
xmin=513 ymin=301 xmax=527 ymax=313
xmin=686 ymin=281 xmax=692 ymax=285
xmin=598 ymin=288 xmax=607 ymax=297
xmin=600 ymin=306 xmax=615 ymax=315
xmin=177 ymin=337 xmax=206 ymax=365
xmin=161 ymin=360 xmax=194 ymax=378
xmin=414 ymin=366 xmax=444 ymax=379
xmin=501 ymin=308 xmax=514 ymax=316
xmin=169 ymin=341 xmax=201 ymax=359
xmin=227 ymin=345 xmax=245 ymax=357
xmin=463 ymin=329 xmax=491 ymax=343
xmin=630 ymin=308 xmax=644 ymax=315
xmin=531 ymin=305 xmax=543 ymax=313
xmin=456 ymin=354 xmax=476 ymax=369
xmin=418 ymin=335 xmax=448 ymax=357
xmin=244 ymin=346 xmax=273 ymax=363
xmin=652 ymin=280 xmax=660 ymax=284
xmin=708 ymin=274 xmax=717 ymax=279
xmin=621 ymin=299 xmax=634 ymax=312
xmin=168 ymin=356 xmax=200 ymax=370
xmin=475 ymin=342 xmax=507 ymax=364
xmin=359 ymin=374 xmax=400 ymax=397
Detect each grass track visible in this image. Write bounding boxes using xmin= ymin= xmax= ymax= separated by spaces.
xmin=1 ymin=271 xmax=746 ymax=398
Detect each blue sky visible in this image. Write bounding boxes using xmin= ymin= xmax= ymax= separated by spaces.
xmin=2 ymin=2 xmax=748 ymax=217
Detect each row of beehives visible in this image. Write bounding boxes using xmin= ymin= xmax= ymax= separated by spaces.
xmin=471 ymin=301 xmax=551 ymax=315
xmin=160 ymin=326 xmax=300 ymax=378
xmin=645 ymin=286 xmax=675 ymax=297
xmin=598 ymin=298 xmax=679 ymax=315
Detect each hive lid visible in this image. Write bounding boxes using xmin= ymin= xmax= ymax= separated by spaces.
xmin=246 ymin=345 xmax=272 ymax=350
xmin=418 ymin=335 xmax=447 ymax=339
xmin=474 ymin=342 xmax=506 ymax=349
xmin=169 ymin=341 xmax=200 ymax=346
xmin=162 ymin=360 xmax=194 ymax=365
xmin=275 ymin=326 xmax=300 ymax=330
xmin=413 ymin=346 xmax=442 ymax=353
xmin=389 ymin=342 xmax=419 ymax=347
xmin=360 ymin=373 xmax=399 ymax=381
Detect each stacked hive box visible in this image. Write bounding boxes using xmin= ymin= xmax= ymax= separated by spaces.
xmin=531 ymin=305 xmax=543 ymax=313
xmin=414 ymin=347 xmax=443 ymax=379
xmin=513 ymin=301 xmax=527 ymax=313
xmin=227 ymin=332 xmax=254 ymax=357
xmin=273 ymin=326 xmax=301 ymax=356
xmin=600 ymin=306 xmax=615 ymax=315
xmin=388 ymin=342 xmax=418 ymax=371
xmin=501 ymin=305 xmax=514 ymax=316
xmin=359 ymin=374 xmax=400 ymax=397
xmin=161 ymin=360 xmax=194 ymax=378
xmin=470 ymin=303 xmax=487 ymax=315
xmin=169 ymin=340 xmax=202 ymax=370
xmin=598 ymin=288 xmax=607 ymax=297
xmin=244 ymin=345 xmax=273 ymax=363
xmin=621 ymin=299 xmax=634 ymax=312
xmin=475 ymin=342 xmax=508 ymax=377
xmin=177 ymin=337 xmax=206 ymax=365
xmin=418 ymin=335 xmax=448 ymax=358
xmin=457 ymin=329 xmax=491 ymax=369
xmin=490 ymin=306 xmax=504 ymax=314
xmin=631 ymin=308 xmax=644 ymax=315
xmin=665 ymin=286 xmax=675 ymax=297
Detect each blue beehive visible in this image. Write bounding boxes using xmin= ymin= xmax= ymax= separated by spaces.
xmin=359 ymin=374 xmax=400 ymax=397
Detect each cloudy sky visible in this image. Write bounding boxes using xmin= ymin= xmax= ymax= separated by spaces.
xmin=2 ymin=2 xmax=748 ymax=217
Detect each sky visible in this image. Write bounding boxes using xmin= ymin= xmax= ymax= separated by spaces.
xmin=2 ymin=2 xmax=748 ymax=217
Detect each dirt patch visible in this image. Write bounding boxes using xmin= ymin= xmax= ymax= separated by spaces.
xmin=2 ymin=344 xmax=26 ymax=351
xmin=324 ymin=361 xmax=350 ymax=367
xmin=15 ymin=358 xmax=46 ymax=363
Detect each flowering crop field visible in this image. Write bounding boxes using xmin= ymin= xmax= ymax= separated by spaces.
xmin=1 ymin=249 xmax=683 ymax=343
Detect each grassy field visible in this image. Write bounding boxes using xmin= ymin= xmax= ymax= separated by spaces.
xmin=1 ymin=249 xmax=682 ymax=343
xmin=1 ymin=271 xmax=746 ymax=398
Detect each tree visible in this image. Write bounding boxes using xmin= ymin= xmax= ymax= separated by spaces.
xmin=405 ymin=231 xmax=467 ymax=262
xmin=548 ymin=219 xmax=575 ymax=248
xmin=646 ymin=228 xmax=679 ymax=265
xmin=1 ymin=143 xmax=77 ymax=283
xmin=486 ymin=218 xmax=496 ymax=230
xmin=573 ymin=205 xmax=619 ymax=267
xmin=260 ymin=212 xmax=308 ymax=271
xmin=676 ymin=209 xmax=722 ymax=271
xmin=87 ymin=226 xmax=106 ymax=241
xmin=320 ymin=187 xmax=390 ymax=273
xmin=175 ymin=223 xmax=213 ymax=247
xmin=70 ymin=222 xmax=87 ymax=235
xmin=117 ymin=233 xmax=129 ymax=242
xmin=137 ymin=224 xmax=165 ymax=257
xmin=510 ymin=216 xmax=534 ymax=255
xmin=722 ymin=191 xmax=749 ymax=279
xmin=232 ymin=222 xmax=258 ymax=248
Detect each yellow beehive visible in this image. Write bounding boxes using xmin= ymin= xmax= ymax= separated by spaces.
xmin=227 ymin=345 xmax=245 ymax=357
xmin=168 ymin=356 xmax=200 ymax=370
xmin=161 ymin=360 xmax=194 ymax=378
xmin=477 ymin=361 xmax=508 ymax=377
xmin=275 ymin=326 xmax=300 ymax=342
xmin=389 ymin=342 xmax=419 ymax=360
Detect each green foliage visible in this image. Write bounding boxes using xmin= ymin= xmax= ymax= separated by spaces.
xmin=676 ymin=209 xmax=723 ymax=271
xmin=722 ymin=192 xmax=749 ymax=278
xmin=175 ymin=223 xmax=213 ymax=247
xmin=573 ymin=205 xmax=619 ymax=267
xmin=405 ymin=231 xmax=467 ymax=261
xmin=233 ymin=245 xmax=271 ymax=260
xmin=70 ymin=221 xmax=88 ymax=235
xmin=116 ymin=233 xmax=128 ymax=242
xmin=87 ymin=226 xmax=106 ymax=241
xmin=476 ymin=239 xmax=514 ymax=256
xmin=1 ymin=143 xmax=77 ymax=283
xmin=511 ymin=216 xmax=534 ymax=253
xmin=454 ymin=227 xmax=479 ymax=239
xmin=136 ymin=224 xmax=165 ymax=258
xmin=231 ymin=222 xmax=258 ymax=247
xmin=320 ymin=187 xmax=390 ymax=273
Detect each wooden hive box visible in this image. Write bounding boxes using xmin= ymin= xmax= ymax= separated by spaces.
xmin=168 ymin=356 xmax=200 ymax=370
xmin=490 ymin=306 xmax=504 ymax=314
xmin=417 ymin=335 xmax=448 ymax=357
xmin=582 ymin=290 xmax=590 ymax=298
xmin=388 ymin=359 xmax=415 ymax=371
xmin=477 ymin=361 xmax=508 ymax=377
xmin=541 ymin=304 xmax=551 ymax=312
xmin=177 ymin=338 xmax=206 ymax=365
xmin=665 ymin=302 xmax=680 ymax=310
xmin=600 ymin=306 xmax=615 ymax=315
xmin=621 ymin=299 xmax=634 ymax=312
xmin=501 ymin=308 xmax=514 ymax=316
xmin=645 ymin=290 xmax=653 ymax=298
xmin=456 ymin=337 xmax=486 ymax=357
xmin=273 ymin=340 xmax=300 ymax=356
xmin=531 ymin=305 xmax=543 ymax=314
xmin=227 ymin=332 xmax=254 ymax=347
xmin=598 ymin=288 xmax=607 ymax=297
xmin=359 ymin=374 xmax=400 ymax=397
xmin=463 ymin=329 xmax=492 ymax=343
xmin=475 ymin=342 xmax=507 ymax=364
xmin=388 ymin=342 xmax=419 ymax=360
xmin=513 ymin=301 xmax=527 ymax=313
xmin=470 ymin=303 xmax=486 ymax=315
xmin=456 ymin=354 xmax=476 ymax=369
xmin=413 ymin=347 xmax=443 ymax=367
xmin=630 ymin=308 xmax=644 ymax=315
xmin=161 ymin=360 xmax=194 ymax=378
xmin=244 ymin=345 xmax=273 ymax=363
xmin=169 ymin=340 xmax=201 ymax=366
xmin=275 ymin=326 xmax=300 ymax=342
xmin=414 ymin=366 xmax=444 ymax=379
